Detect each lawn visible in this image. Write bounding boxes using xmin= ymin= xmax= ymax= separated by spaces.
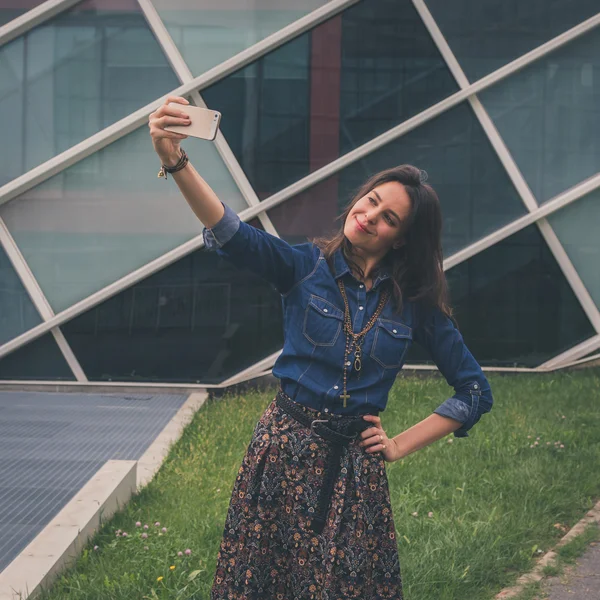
xmin=36 ymin=368 xmax=600 ymax=599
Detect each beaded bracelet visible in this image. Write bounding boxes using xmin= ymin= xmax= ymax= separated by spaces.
xmin=157 ymin=148 xmax=188 ymax=180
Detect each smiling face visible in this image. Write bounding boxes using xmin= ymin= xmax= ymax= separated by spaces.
xmin=343 ymin=180 xmax=413 ymax=258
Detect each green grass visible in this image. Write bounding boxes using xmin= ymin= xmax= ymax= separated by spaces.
xmin=32 ymin=369 xmax=600 ymax=600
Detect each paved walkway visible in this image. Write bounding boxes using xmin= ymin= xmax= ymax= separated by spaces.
xmin=540 ymin=538 xmax=600 ymax=599
xmin=0 ymin=391 xmax=187 ymax=573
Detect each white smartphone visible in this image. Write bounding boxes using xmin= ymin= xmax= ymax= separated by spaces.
xmin=164 ymin=102 xmax=221 ymax=141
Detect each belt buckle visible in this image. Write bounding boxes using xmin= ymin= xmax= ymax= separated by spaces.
xmin=310 ymin=419 xmax=329 ymax=436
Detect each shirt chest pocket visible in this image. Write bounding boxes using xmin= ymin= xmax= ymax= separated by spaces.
xmin=303 ymin=295 xmax=344 ymax=347
xmin=370 ymin=318 xmax=412 ymax=369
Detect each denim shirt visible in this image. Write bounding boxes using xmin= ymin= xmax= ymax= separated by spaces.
xmin=203 ymin=202 xmax=493 ymax=437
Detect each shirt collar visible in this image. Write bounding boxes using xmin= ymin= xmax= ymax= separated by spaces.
xmin=330 ymin=247 xmax=392 ymax=289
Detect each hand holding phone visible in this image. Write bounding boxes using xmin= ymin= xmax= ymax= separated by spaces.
xmin=164 ymin=102 xmax=221 ymax=141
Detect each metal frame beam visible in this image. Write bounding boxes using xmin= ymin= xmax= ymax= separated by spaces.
xmin=2 ymin=8 xmax=598 ymax=209
xmin=415 ymin=0 xmax=600 ymax=368
xmin=0 ymin=1 xmax=598 ymax=379
xmin=0 ymin=0 xmax=81 ymax=49
xmin=0 ymin=220 xmax=87 ymax=380
xmin=136 ymin=0 xmax=279 ymax=236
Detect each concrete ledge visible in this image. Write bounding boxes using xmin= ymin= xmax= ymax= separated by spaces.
xmin=0 ymin=382 xmax=217 ymax=394
xmin=0 ymin=460 xmax=137 ymax=600
xmin=495 ymin=496 xmax=600 ymax=598
xmin=137 ymin=391 xmax=208 ymax=489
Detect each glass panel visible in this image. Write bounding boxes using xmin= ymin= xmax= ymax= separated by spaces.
xmin=0 ymin=0 xmax=179 ymax=187
xmin=62 ymin=241 xmax=284 ymax=384
xmin=152 ymin=0 xmax=330 ymax=77
xmin=479 ymin=26 xmax=600 ymax=202
xmin=404 ymin=225 xmax=595 ymax=368
xmin=1 ymin=125 xmax=248 ymax=312
xmin=268 ymin=102 xmax=526 ymax=257
xmin=425 ymin=0 xmax=599 ymax=82
xmin=0 ymin=244 xmax=41 ymax=345
xmin=547 ymin=189 xmax=600 ymax=309
xmin=0 ymin=1 xmax=48 ymax=27
xmin=202 ymin=0 xmax=458 ymax=199
xmin=0 ymin=333 xmax=75 ymax=380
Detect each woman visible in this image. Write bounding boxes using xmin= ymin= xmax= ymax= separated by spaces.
xmin=149 ymin=96 xmax=493 ymax=599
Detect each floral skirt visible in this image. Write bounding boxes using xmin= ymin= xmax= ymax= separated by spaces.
xmin=210 ymin=393 xmax=404 ymax=599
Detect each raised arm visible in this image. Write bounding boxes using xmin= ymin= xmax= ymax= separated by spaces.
xmin=149 ymin=96 xmax=313 ymax=294
xmin=148 ymin=95 xmax=225 ymax=228
xmin=413 ymin=303 xmax=494 ymax=438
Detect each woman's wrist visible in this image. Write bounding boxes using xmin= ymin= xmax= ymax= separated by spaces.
xmin=160 ymin=149 xmax=182 ymax=168
xmin=390 ymin=437 xmax=405 ymax=462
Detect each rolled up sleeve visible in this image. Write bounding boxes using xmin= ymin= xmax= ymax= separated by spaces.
xmin=202 ymin=201 xmax=241 ymax=250
xmin=413 ymin=304 xmax=493 ymax=438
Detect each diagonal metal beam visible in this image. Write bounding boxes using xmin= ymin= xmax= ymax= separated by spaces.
xmin=0 ymin=219 xmax=87 ymax=380
xmin=1 ymin=4 xmax=599 ymax=367
xmin=0 ymin=171 xmax=599 ymax=365
xmin=0 ymin=0 xmax=81 ymax=49
xmin=0 ymin=0 xmax=360 ymax=207
xmin=415 ymin=0 xmax=600 ymax=344
xmin=136 ymin=0 xmax=278 ymax=236
xmin=538 ymin=334 xmax=600 ymax=371
xmin=2 ymin=5 xmax=598 ymax=211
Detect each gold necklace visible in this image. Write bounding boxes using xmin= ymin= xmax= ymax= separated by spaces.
xmin=336 ymin=279 xmax=390 ymax=408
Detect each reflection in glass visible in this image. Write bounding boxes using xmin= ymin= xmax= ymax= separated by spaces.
xmin=203 ymin=0 xmax=457 ymax=198
xmin=152 ymin=0 xmax=329 ymax=77
xmin=269 ymin=102 xmax=526 ymax=257
xmin=0 ymin=0 xmax=179 ymax=187
xmin=0 ymin=245 xmax=41 ymax=345
xmin=405 ymin=225 xmax=595 ymax=367
xmin=548 ymin=189 xmax=600 ymax=309
xmin=480 ymin=26 xmax=600 ymax=202
xmin=425 ymin=0 xmax=599 ymax=82
xmin=1 ymin=126 xmax=248 ymax=313
xmin=0 ymin=333 xmax=75 ymax=380
xmin=62 ymin=243 xmax=284 ymax=384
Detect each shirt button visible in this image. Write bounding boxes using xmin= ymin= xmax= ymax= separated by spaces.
xmin=359 ymin=284 xmax=364 ymax=288
xmin=346 ymin=361 xmax=351 ymax=366
xmin=359 ymin=306 xmax=364 ymax=310
xmin=393 ymin=329 xmax=397 ymax=333
xmin=323 ymin=308 xmax=328 ymax=313
xmin=334 ymin=385 xmax=339 ymax=390
xmin=474 ymin=383 xmax=479 ymax=389
xmin=324 ymin=408 xmax=329 ymax=413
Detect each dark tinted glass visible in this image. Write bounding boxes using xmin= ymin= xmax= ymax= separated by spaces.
xmin=405 ymin=225 xmax=595 ymax=368
xmin=0 ymin=0 xmax=48 ymax=26
xmin=203 ymin=0 xmax=457 ymax=199
xmin=0 ymin=0 xmax=179 ymax=187
xmin=62 ymin=243 xmax=284 ymax=384
xmin=0 ymin=245 xmax=42 ymax=345
xmin=425 ymin=0 xmax=599 ymax=81
xmin=0 ymin=334 xmax=75 ymax=380
xmin=547 ymin=189 xmax=600 ymax=310
xmin=269 ymin=102 xmax=526 ymax=257
xmin=480 ymin=26 xmax=600 ymax=203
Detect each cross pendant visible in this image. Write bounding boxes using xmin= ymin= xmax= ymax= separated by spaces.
xmin=340 ymin=392 xmax=350 ymax=408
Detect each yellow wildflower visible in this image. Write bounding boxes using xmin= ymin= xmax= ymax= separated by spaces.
xmin=157 ymin=576 xmax=164 ymax=582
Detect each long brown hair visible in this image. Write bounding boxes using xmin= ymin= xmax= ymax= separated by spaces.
xmin=311 ymin=165 xmax=455 ymax=326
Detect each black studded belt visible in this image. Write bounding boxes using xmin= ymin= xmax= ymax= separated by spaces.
xmin=275 ymin=389 xmax=377 ymax=534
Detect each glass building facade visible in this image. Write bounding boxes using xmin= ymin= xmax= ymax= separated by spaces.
xmin=0 ymin=0 xmax=599 ymax=383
